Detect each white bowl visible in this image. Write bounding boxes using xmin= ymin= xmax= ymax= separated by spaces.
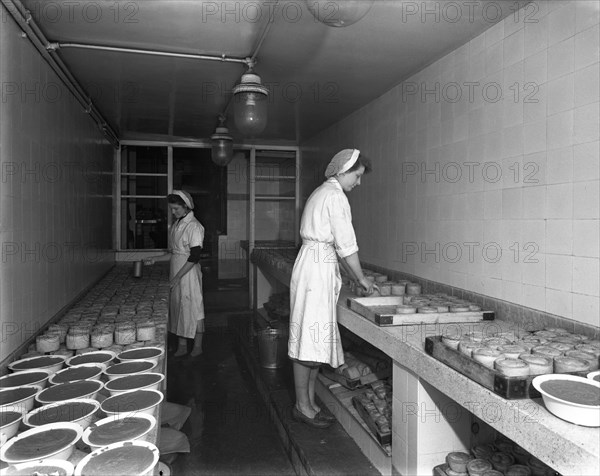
xmin=103 ymin=372 xmax=165 ymax=396
xmin=8 ymin=355 xmax=66 ymax=375
xmin=0 ymin=410 xmax=23 ymax=446
xmin=65 ymin=350 xmax=116 ymax=368
xmin=0 ymin=385 xmax=41 ymax=414
xmin=532 ymin=374 xmax=600 ymax=426
xmin=588 ymin=370 xmax=600 ymax=382
xmin=0 ymin=422 xmax=83 ymax=463
xmin=49 ymin=363 xmax=107 ymax=386
xmin=117 ymin=346 xmax=164 ymax=367
xmin=103 ymin=360 xmax=157 ymax=381
xmin=0 ymin=369 xmax=51 ymax=390
xmin=2 ymin=458 xmax=75 ymax=476
xmin=82 ymin=413 xmax=157 ymax=451
xmin=100 ymin=389 xmax=164 ymax=418
xmin=23 ymin=398 xmax=100 ymax=430
xmin=36 ymin=380 xmax=104 ymax=405
xmin=74 ymin=440 xmax=159 ymax=476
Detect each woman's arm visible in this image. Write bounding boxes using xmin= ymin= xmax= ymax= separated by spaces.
xmin=170 ymin=261 xmax=195 ymax=288
xmin=341 ymin=252 xmax=377 ymax=295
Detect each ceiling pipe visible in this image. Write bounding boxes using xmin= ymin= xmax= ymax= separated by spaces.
xmin=1 ymin=0 xmax=120 ymax=148
xmin=50 ymin=43 xmax=250 ymax=65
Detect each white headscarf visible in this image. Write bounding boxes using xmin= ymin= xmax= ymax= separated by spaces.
xmin=324 ymin=149 xmax=360 ymax=178
xmin=171 ymin=190 xmax=194 ymax=209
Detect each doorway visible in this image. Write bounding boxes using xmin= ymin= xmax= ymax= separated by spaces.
xmin=173 ymin=148 xmax=227 ymax=290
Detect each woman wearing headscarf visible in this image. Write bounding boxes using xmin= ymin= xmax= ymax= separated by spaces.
xmin=166 ymin=190 xmax=205 ymax=357
xmin=288 ymin=149 xmax=376 ymax=428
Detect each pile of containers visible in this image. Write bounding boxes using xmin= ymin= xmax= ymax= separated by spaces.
xmin=0 ymin=265 xmax=168 ymax=475
xmin=441 ymin=327 xmax=600 ymax=376
xmin=441 ymin=433 xmax=559 ymax=476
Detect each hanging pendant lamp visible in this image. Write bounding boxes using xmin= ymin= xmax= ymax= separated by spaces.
xmin=211 ymin=115 xmax=234 ymax=166
xmin=232 ymin=67 xmax=269 ymax=136
xmin=305 ymin=0 xmax=374 ymax=27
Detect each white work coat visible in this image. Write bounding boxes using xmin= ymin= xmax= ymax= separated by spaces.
xmin=169 ymin=211 xmax=205 ymax=338
xmin=288 ymin=178 xmax=359 ymax=367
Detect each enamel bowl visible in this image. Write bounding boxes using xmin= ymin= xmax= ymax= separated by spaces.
xmin=8 ymin=355 xmax=66 ymax=375
xmin=0 ymin=422 xmax=83 ymax=464
xmin=74 ymin=440 xmax=159 ymax=476
xmin=0 ymin=386 xmax=41 ymax=414
xmin=23 ymin=398 xmax=100 ymax=430
xmin=532 ymin=374 xmax=600 ymax=426
xmin=0 ymin=369 xmax=51 ymax=390
xmin=82 ymin=413 xmax=157 ymax=451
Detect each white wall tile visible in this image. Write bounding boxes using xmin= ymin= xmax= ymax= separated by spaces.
xmin=573 ymin=220 xmax=600 ymax=258
xmin=574 ymin=24 xmax=600 ymax=71
xmin=547 ymin=38 xmax=575 ymax=80
xmin=546 ymin=219 xmax=573 ymax=255
xmin=572 ymin=293 xmax=600 ymax=326
xmin=546 ymin=288 xmax=573 ymax=318
xmin=546 ymin=110 xmax=574 ymax=150
xmin=545 ymin=183 xmax=573 ymax=219
xmin=546 ymin=254 xmax=573 ymax=291
xmin=524 ymin=13 xmax=549 ymax=58
xmin=573 ymin=141 xmax=599 ymax=182
xmin=573 ymin=257 xmax=600 ymax=296
xmin=574 ymin=64 xmax=600 ymax=107
xmin=523 ymin=120 xmax=547 ymax=155
xmin=522 ymin=283 xmax=546 ymax=310
xmin=522 ymin=185 xmax=546 ymax=218
xmin=504 ymin=29 xmax=525 ymax=67
xmin=574 ymin=180 xmax=600 ymax=219
xmin=546 ymin=147 xmax=574 ymax=184
xmin=575 ymin=1 xmax=600 ymax=33
xmin=548 ymin=3 xmax=576 ymax=45
xmin=547 ymin=74 xmax=575 ymax=116
xmin=573 ymin=102 xmax=600 ymax=145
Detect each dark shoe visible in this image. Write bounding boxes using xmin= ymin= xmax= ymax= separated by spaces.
xmin=316 ymin=410 xmax=336 ymax=423
xmin=292 ymin=406 xmax=331 ymax=429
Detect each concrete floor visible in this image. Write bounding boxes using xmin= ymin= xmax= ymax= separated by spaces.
xmin=166 ymin=328 xmax=296 ymax=476
xmin=165 ymin=277 xmax=295 ymax=476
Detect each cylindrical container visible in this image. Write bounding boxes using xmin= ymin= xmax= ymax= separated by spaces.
xmin=37 ymin=334 xmax=61 ymax=353
xmin=466 ymin=459 xmax=493 ymax=476
xmin=406 ymin=283 xmax=421 ymax=295
xmin=498 ymin=344 xmax=529 ymax=359
xmin=565 ymin=350 xmax=599 ymax=371
xmin=136 ymin=322 xmax=156 ymax=342
xmin=495 ymin=358 xmax=530 ymax=377
xmin=518 ymin=354 xmax=553 ymax=375
xmin=66 ymin=330 xmax=90 ymax=351
xmin=133 ymin=261 xmax=143 ymax=278
xmin=91 ymin=328 xmax=114 ymax=349
xmin=257 ymin=328 xmax=289 ymax=369
xmin=391 ymin=283 xmax=406 ymax=296
xmin=553 ymin=356 xmax=590 ymax=373
xmin=115 ymin=323 xmax=136 ymax=346
xmin=472 ymin=348 xmax=503 ymax=369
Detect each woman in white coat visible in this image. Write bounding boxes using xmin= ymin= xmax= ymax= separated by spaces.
xmin=167 ymin=190 xmax=206 ymax=357
xmin=288 ymin=149 xmax=375 ymax=428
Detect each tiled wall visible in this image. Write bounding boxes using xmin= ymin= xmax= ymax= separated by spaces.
xmin=0 ymin=12 xmax=114 ymax=362
xmin=301 ymin=1 xmax=599 ymax=328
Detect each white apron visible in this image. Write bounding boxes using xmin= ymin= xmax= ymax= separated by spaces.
xmin=169 ymin=212 xmax=205 ymax=338
xmin=288 ymin=178 xmax=359 ymax=368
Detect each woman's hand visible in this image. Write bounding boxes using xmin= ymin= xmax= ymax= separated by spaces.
xmin=358 ymin=278 xmax=379 ymax=296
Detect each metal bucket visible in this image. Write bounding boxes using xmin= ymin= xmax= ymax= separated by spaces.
xmin=132 ymin=261 xmax=143 ymax=278
xmin=257 ymin=328 xmax=288 ymax=369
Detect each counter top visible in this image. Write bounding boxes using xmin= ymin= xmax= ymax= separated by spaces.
xmin=251 ymin=251 xmax=600 ymax=476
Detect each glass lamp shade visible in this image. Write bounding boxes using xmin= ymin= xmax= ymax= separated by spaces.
xmin=232 ymin=72 xmax=269 ymax=136
xmin=305 ymin=0 xmax=374 ymax=27
xmin=211 ymin=127 xmax=234 ymax=166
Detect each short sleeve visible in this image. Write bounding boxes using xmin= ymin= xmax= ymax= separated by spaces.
xmin=328 ymin=192 xmax=358 ymax=258
xmin=186 ymin=223 xmax=204 ymax=249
